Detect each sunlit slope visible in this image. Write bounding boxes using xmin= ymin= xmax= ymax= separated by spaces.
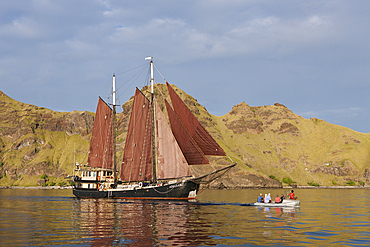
xmin=215 ymin=102 xmax=370 ymax=186
xmin=1 ymin=85 xmax=370 ymax=187
xmin=0 ymin=91 xmax=92 ymax=186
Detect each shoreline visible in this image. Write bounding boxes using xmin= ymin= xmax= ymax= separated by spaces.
xmin=0 ymin=186 xmax=73 ymax=189
xmin=1 ymin=185 xmax=370 ymax=190
xmin=295 ymin=185 xmax=370 ymax=189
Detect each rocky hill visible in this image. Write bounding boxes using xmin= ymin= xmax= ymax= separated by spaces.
xmin=1 ymin=85 xmax=369 ymax=188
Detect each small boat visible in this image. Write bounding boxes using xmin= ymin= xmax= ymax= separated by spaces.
xmin=72 ymin=57 xmax=236 ymax=200
xmin=252 ymin=199 xmax=301 ymax=207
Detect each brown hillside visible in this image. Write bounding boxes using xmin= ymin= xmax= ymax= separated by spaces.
xmin=1 ymin=86 xmax=370 ymax=188
xmin=215 ymin=101 xmax=370 ymax=187
xmin=0 ymin=91 xmax=94 ymax=186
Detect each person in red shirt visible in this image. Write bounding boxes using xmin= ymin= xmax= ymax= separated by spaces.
xmin=275 ymin=195 xmax=281 ymax=203
xmin=289 ymin=190 xmax=297 ymax=200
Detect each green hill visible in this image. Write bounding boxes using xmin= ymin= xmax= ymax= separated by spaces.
xmin=215 ymin=101 xmax=370 ymax=187
xmin=1 ymin=85 xmax=369 ymax=188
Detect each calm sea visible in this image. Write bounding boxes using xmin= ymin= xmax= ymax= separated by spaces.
xmin=0 ymin=188 xmax=369 ymax=246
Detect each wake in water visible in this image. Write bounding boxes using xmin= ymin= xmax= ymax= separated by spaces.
xmin=193 ymin=201 xmax=254 ymax=206
xmin=101 ymin=198 xmax=254 ymax=206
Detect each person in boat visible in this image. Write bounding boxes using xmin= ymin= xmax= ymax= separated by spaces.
xmin=257 ymin=193 xmax=264 ymax=203
xmin=280 ymin=194 xmax=285 ymax=202
xmin=275 ymin=194 xmax=281 ymax=203
xmin=289 ymin=190 xmax=297 ymax=200
xmin=265 ymin=193 xmax=271 ymax=203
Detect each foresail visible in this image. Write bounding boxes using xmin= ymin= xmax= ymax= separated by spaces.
xmin=121 ymin=88 xmax=153 ymax=182
xmin=165 ymin=99 xmax=209 ymax=165
xmin=166 ymin=82 xmax=226 ymax=156
xmin=156 ymin=102 xmax=192 ymax=179
xmin=87 ymin=97 xmax=113 ymax=169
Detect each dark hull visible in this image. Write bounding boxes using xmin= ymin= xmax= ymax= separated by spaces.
xmin=73 ymin=180 xmax=199 ymax=200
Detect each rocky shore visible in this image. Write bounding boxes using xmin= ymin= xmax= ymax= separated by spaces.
xmin=0 ymin=186 xmax=73 ymax=189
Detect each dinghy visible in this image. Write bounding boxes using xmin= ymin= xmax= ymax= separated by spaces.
xmin=252 ymin=199 xmax=300 ymax=207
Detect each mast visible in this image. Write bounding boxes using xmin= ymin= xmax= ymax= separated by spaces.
xmin=112 ymin=74 xmax=117 ymax=183
xmin=146 ymin=56 xmax=157 ymax=183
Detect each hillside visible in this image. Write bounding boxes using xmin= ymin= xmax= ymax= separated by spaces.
xmin=1 ymin=85 xmax=369 ymax=188
xmin=215 ymin=102 xmax=370 ymax=187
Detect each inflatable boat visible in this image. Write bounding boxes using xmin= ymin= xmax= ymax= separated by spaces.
xmin=252 ymin=199 xmax=300 ymax=207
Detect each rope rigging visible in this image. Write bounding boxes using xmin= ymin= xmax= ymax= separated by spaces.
xmin=105 ymin=62 xmax=149 ymax=112
xmin=106 ymin=61 xmax=168 ymax=113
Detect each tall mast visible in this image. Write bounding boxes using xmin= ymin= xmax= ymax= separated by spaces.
xmin=145 ymin=56 xmax=157 ymax=183
xmin=112 ymin=74 xmax=117 ymax=183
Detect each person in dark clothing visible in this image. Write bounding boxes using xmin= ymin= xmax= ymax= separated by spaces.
xmin=280 ymin=194 xmax=285 ymax=202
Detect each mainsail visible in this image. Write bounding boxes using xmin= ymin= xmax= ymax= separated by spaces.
xmin=121 ymin=88 xmax=153 ymax=182
xmin=120 ymin=81 xmax=230 ymax=184
xmin=166 ymin=82 xmax=226 ymax=156
xmin=87 ymin=97 xmax=114 ymax=169
xmin=121 ymin=88 xmax=192 ymax=181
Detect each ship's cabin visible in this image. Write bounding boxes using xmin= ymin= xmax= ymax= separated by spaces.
xmin=73 ymin=163 xmax=114 ymax=190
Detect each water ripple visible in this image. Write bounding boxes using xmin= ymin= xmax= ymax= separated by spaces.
xmin=1 ymin=188 xmax=370 ymax=246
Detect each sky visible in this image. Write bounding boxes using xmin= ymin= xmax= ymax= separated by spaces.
xmin=1 ymin=0 xmax=370 ymax=133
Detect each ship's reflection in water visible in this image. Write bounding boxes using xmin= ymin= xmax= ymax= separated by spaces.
xmin=73 ymin=198 xmax=301 ymax=246
xmin=7 ymin=189 xmax=369 ymax=246
xmin=73 ymin=199 xmax=215 ymax=246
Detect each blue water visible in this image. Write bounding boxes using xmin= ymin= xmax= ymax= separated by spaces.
xmin=0 ymin=188 xmax=369 ymax=246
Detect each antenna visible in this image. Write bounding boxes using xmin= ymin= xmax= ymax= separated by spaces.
xmin=145 ymin=57 xmax=154 ymax=94
xmin=112 ymin=74 xmax=116 ymax=106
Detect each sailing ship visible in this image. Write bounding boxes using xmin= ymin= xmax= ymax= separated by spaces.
xmin=73 ymin=58 xmax=236 ymax=199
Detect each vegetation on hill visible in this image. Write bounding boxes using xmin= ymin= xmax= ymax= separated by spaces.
xmin=0 ymin=85 xmax=369 ymax=188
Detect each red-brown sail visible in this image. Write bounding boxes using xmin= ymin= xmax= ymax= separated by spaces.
xmin=156 ymin=102 xmax=192 ymax=178
xmin=87 ymin=97 xmax=114 ymax=169
xmin=166 ymin=82 xmax=226 ymax=156
xmin=121 ymin=88 xmax=153 ymax=182
xmin=165 ymin=99 xmax=209 ymax=165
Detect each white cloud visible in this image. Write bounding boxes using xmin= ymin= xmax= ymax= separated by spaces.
xmin=0 ymin=17 xmax=42 ymax=39
xmin=228 ymin=15 xmax=333 ymax=55
xmin=99 ymin=11 xmax=335 ymax=63
xmin=0 ymin=0 xmax=370 ymax=132
xmin=300 ymin=107 xmax=364 ymax=119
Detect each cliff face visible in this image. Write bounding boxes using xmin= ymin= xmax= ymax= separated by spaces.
xmin=1 ymin=86 xmax=370 ymax=188
xmin=0 ymin=91 xmax=95 ymax=186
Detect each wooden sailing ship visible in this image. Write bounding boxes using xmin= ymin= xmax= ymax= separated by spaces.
xmin=73 ymin=58 xmax=236 ymax=199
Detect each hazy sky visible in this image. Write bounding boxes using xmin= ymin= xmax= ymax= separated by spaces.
xmin=1 ymin=1 xmax=370 ymax=133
